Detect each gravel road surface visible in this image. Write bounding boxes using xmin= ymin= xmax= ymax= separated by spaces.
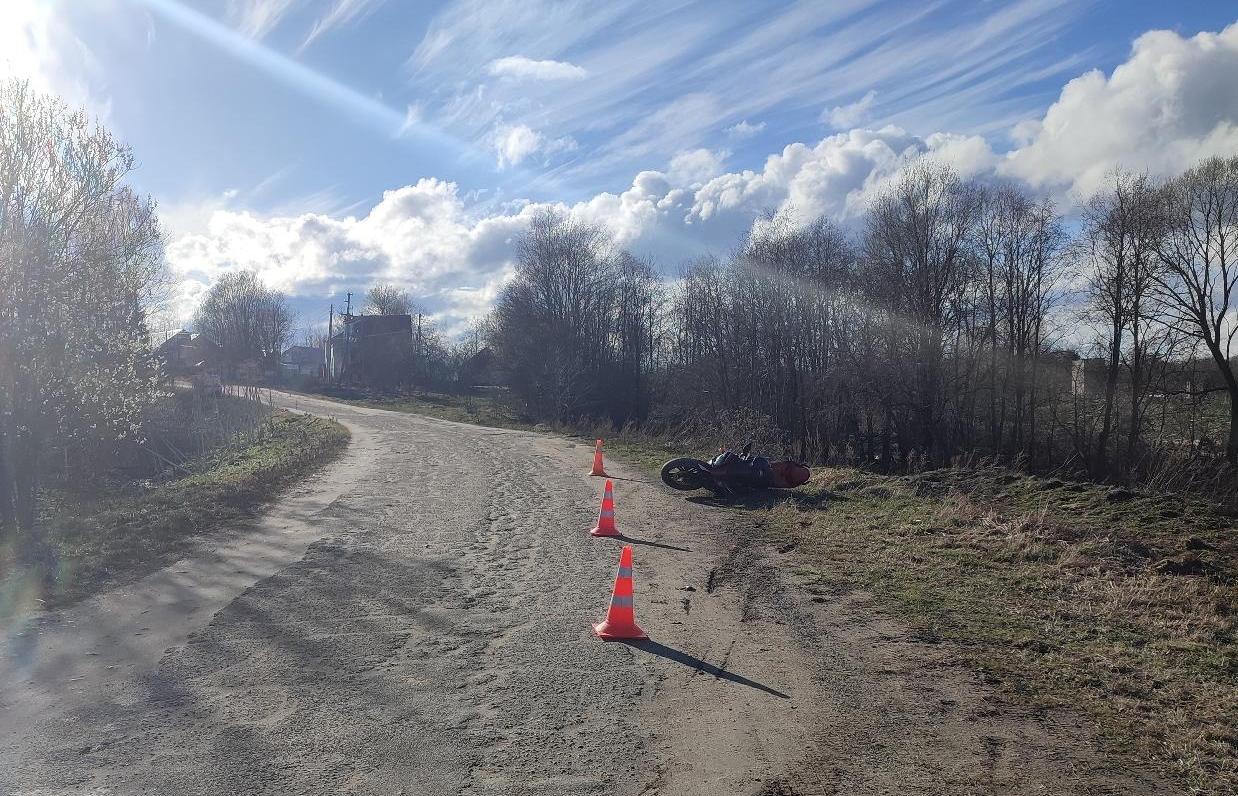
xmin=0 ymin=393 xmax=1173 ymax=795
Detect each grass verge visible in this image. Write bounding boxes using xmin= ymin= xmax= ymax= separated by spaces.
xmin=1 ymin=410 xmax=349 ymax=615
xmin=766 ymin=467 xmax=1235 ymax=795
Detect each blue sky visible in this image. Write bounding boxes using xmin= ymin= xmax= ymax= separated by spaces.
xmin=4 ymin=1 xmax=1238 ymax=335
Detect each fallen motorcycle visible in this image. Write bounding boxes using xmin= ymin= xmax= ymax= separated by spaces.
xmin=660 ymin=442 xmax=811 ymax=494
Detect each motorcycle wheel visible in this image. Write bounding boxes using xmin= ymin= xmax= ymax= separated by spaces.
xmin=660 ymin=458 xmax=710 ymax=491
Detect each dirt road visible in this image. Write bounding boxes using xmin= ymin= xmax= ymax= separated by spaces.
xmin=0 ymin=394 xmax=1172 ymax=795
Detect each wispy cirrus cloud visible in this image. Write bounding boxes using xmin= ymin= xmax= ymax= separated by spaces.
xmin=406 ymin=0 xmax=1092 ymax=192
xmin=225 ymin=0 xmax=298 ymax=39
xmin=300 ymin=0 xmax=389 ymax=51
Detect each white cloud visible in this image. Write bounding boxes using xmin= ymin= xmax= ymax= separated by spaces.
xmin=166 ymin=178 xmax=541 ymax=331
xmin=824 ymin=89 xmax=877 ymax=128
xmin=726 ymin=119 xmax=766 ymax=139
xmin=226 ymin=0 xmax=298 ymax=39
xmin=489 ymin=123 xmax=577 ymax=168
xmin=493 ymin=124 xmax=543 ymax=168
xmin=1001 ymin=22 xmax=1238 ymax=199
xmin=407 ymin=0 xmax=1089 ymax=190
xmin=667 ymin=148 xmax=728 ymax=187
xmin=690 ymin=126 xmax=920 ymax=224
xmin=487 ymin=55 xmax=587 ymax=81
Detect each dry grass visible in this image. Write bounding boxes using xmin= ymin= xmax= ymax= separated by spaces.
xmin=773 ymin=467 xmax=1236 ymax=794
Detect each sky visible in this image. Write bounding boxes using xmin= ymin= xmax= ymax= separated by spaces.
xmin=3 ymin=0 xmax=1238 ymax=338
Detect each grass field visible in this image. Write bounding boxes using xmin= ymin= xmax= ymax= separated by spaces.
xmin=1 ymin=410 xmax=349 ymax=615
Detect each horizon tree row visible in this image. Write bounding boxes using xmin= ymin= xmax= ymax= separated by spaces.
xmin=490 ymin=156 xmax=1238 ymax=488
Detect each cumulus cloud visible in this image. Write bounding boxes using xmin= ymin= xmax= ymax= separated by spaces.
xmin=166 ymin=178 xmax=539 ymax=333
xmin=487 ymin=55 xmax=588 ymax=81
xmin=667 ymin=148 xmax=728 ymax=187
xmin=690 ymin=126 xmax=930 ymax=224
xmin=165 ymin=21 xmax=1238 ymax=336
xmin=824 ymin=90 xmax=877 ymax=129
xmin=490 ymin=123 xmax=577 ymax=168
xmin=1001 ymin=23 xmax=1238 ymax=198
xmin=493 ymin=124 xmax=542 ymax=168
xmin=726 ymin=119 xmax=766 ymax=139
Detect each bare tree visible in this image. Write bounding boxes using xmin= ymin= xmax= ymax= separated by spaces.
xmin=366 ymin=284 xmax=413 ymax=316
xmin=1078 ymin=172 xmax=1163 ymax=477
xmin=495 ymin=208 xmax=618 ymax=421
xmin=861 ymin=163 xmax=979 ymax=464
xmin=1151 ymin=156 xmax=1238 ymax=463
xmin=193 ymin=271 xmax=292 ymax=375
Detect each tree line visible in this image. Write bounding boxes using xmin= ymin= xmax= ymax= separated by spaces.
xmin=490 ymin=157 xmax=1238 ymax=489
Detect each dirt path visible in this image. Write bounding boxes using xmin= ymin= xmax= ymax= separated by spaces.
xmin=0 ymin=394 xmax=1173 ymax=795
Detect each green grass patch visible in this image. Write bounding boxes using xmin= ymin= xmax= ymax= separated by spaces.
xmin=2 ymin=411 xmax=349 ymax=614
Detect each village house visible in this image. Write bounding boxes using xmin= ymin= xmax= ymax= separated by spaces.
xmin=281 ymin=345 xmax=323 ymax=379
xmin=155 ymin=330 xmax=220 ymax=375
xmin=326 ymin=314 xmax=413 ymax=387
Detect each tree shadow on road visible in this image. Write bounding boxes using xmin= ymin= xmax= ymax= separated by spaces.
xmin=621 ymin=639 xmax=790 ymax=699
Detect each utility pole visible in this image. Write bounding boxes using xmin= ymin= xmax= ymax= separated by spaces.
xmin=327 ymin=303 xmax=334 ymax=382
xmin=344 ymin=292 xmax=352 ymax=385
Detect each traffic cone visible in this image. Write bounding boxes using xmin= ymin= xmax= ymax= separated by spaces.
xmin=591 ymin=479 xmax=620 ymax=537
xmin=593 ymin=545 xmax=647 ymax=640
xmin=588 ymin=439 xmax=608 ymax=477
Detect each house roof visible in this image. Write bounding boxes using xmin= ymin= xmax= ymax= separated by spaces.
xmin=282 ymin=345 xmax=322 ymax=365
xmin=333 ymin=314 xmax=412 ymax=340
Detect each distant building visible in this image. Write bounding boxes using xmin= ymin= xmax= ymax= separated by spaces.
xmin=1072 ymin=357 xmax=1108 ymax=397
xmin=326 ymin=314 xmax=412 ymax=387
xmin=155 ymin=330 xmax=219 ymax=375
xmin=281 ymin=345 xmax=323 ymax=378
xmin=459 ymin=346 xmax=498 ymax=388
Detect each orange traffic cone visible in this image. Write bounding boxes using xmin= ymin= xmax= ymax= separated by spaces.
xmin=588 ymin=439 xmax=608 ymax=477
xmin=593 ymin=545 xmax=647 ymax=640
xmin=591 ymin=479 xmax=620 ymax=537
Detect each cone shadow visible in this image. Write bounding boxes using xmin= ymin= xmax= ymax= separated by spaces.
xmin=621 ymin=639 xmax=789 ymax=699
xmin=604 ymin=475 xmax=654 ymax=484
xmin=614 ymin=533 xmax=692 ymax=553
